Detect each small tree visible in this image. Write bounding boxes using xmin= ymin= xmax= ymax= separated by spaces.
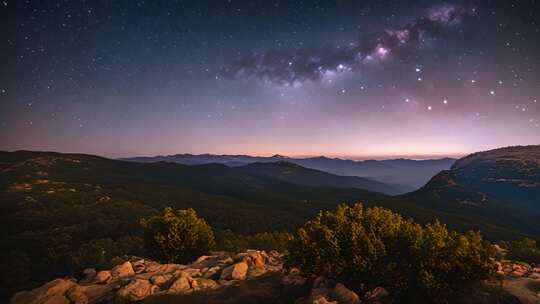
xmin=141 ymin=207 xmax=215 ymax=263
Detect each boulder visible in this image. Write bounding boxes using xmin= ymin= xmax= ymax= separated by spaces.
xmin=220 ymin=262 xmax=248 ymax=280
xmin=202 ymin=266 xmax=221 ymax=279
xmin=309 ymin=277 xmax=332 ymax=303
xmin=191 ymin=255 xmax=222 ymax=269
xmin=150 ymin=274 xmax=173 ymax=286
xmin=364 ymin=286 xmax=389 ymax=301
xmin=168 ymin=272 xmax=192 ymax=294
xmin=111 ymin=261 xmax=135 ymax=278
xmin=183 ymin=267 xmax=202 ymax=278
xmin=66 ymin=286 xmax=88 ymax=304
xmin=131 ymin=259 xmax=146 ymax=273
xmin=11 ymin=278 xmax=78 ymax=304
xmin=332 ymin=283 xmax=360 ymax=304
xmin=93 ymin=271 xmax=111 ymax=284
xmin=237 ymin=250 xmax=266 ymax=269
xmin=218 ymin=257 xmax=234 ymax=265
xmin=78 ymin=282 xmax=122 ymax=303
xmin=191 ymin=278 xmax=219 ymax=291
xmin=116 ymin=279 xmax=158 ymax=302
xmin=80 ymin=269 xmax=96 ymax=283
xmin=313 ymin=297 xmax=338 ymax=304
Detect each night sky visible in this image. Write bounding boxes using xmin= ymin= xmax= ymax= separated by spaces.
xmin=1 ymin=0 xmax=539 ymax=159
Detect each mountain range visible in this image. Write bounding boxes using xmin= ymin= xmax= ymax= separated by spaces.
xmin=121 ymin=154 xmax=456 ymax=194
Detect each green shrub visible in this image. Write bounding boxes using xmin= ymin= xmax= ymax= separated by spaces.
xmin=287 ymin=203 xmax=495 ymax=303
xmin=216 ymin=229 xmax=294 ymax=252
xmin=141 ymin=207 xmax=215 ymax=263
xmin=501 ymin=238 xmax=540 ymax=264
xmin=68 ymin=238 xmax=122 ymax=272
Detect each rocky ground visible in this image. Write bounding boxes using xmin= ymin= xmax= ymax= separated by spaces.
xmin=10 ymin=250 xmax=540 ymax=304
xmin=496 ymin=260 xmax=540 ymax=304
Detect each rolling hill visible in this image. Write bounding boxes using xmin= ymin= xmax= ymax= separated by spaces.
xmin=237 ymin=161 xmax=401 ymax=195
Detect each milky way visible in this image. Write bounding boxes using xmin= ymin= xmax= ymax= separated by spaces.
xmin=226 ymin=4 xmax=474 ymax=85
xmin=0 ymin=1 xmax=539 ymax=158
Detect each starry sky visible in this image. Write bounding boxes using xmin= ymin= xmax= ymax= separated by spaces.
xmin=1 ymin=0 xmax=539 ymax=159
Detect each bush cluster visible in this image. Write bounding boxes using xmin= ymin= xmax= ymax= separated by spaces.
xmin=215 ymin=229 xmax=293 ymax=253
xmin=500 ymin=238 xmax=540 ymax=264
xmin=286 ymin=203 xmax=495 ymax=302
xmin=140 ymin=207 xmax=215 ymax=263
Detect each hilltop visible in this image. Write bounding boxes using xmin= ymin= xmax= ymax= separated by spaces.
xmin=404 ymin=145 xmax=540 ymax=237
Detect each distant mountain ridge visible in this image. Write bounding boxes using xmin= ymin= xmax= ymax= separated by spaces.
xmin=121 ymin=154 xmax=456 ymax=193
xmin=237 ymin=161 xmax=400 ymax=195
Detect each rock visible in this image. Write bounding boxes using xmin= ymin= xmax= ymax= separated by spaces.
xmin=202 ymin=266 xmax=221 ymax=279
xmin=511 ymin=270 xmax=526 ymax=278
xmin=111 ymin=261 xmax=135 ymax=278
xmin=80 ymin=269 xmax=96 ymax=283
xmin=247 ymin=266 xmax=267 ymax=278
xmin=364 ymin=286 xmax=389 ymax=301
xmin=282 ymin=274 xmax=307 ymax=286
xmin=131 ymin=259 xmax=146 ymax=273
xmin=144 ymin=263 xmax=185 ymax=274
xmin=78 ymin=282 xmax=121 ymax=303
xmin=117 ymin=279 xmax=158 ymax=302
xmin=309 ymin=277 xmax=332 ymax=303
xmin=220 ymin=262 xmax=248 ymax=280
xmin=11 ymin=278 xmax=77 ymax=304
xmin=66 ymin=285 xmax=88 ymax=304
xmin=530 ymin=273 xmax=540 ymax=280
xmin=168 ymin=272 xmax=192 ymax=294
xmin=191 ymin=278 xmax=219 ymax=291
xmin=191 ymin=255 xmax=221 ymax=269
xmin=236 ymin=250 xmax=266 ymax=269
xmin=492 ymin=244 xmax=507 ymax=260
xmin=218 ymin=257 xmax=234 ymax=265
xmin=93 ymin=271 xmax=111 ymax=284
xmin=150 ymin=274 xmax=173 ymax=286
xmin=332 ymin=283 xmax=360 ymax=304
xmin=183 ymin=267 xmax=202 ymax=278
xmin=313 ymin=297 xmax=338 ymax=304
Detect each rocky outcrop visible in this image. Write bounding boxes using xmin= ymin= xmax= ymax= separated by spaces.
xmin=290 ymin=275 xmax=388 ymax=304
xmin=11 ymin=279 xmax=85 ymax=304
xmin=10 ymin=250 xmax=284 ymax=304
xmin=496 ymin=260 xmax=540 ymax=279
xmin=14 ymin=250 xmax=538 ymax=304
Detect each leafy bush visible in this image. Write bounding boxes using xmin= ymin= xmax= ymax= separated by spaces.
xmin=67 ymin=236 xmax=146 ymax=272
xmin=141 ymin=207 xmax=215 ymax=263
xmin=287 ymin=203 xmax=495 ymax=303
xmin=501 ymin=238 xmax=540 ymax=264
xmin=216 ymin=229 xmax=294 ymax=252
